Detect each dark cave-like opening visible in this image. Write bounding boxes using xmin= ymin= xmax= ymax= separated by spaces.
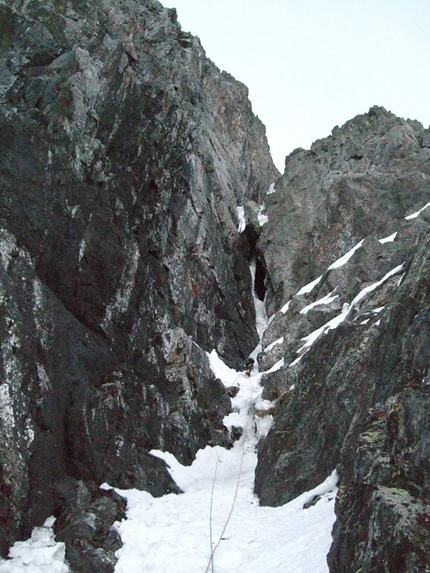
xmin=241 ymin=223 xmax=267 ymax=301
xmin=254 ymin=257 xmax=266 ymax=301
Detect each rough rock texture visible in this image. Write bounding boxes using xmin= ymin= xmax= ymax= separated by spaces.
xmin=260 ymin=106 xmax=430 ymax=316
xmin=255 ymin=108 xmax=430 ymax=571
xmin=2 ymin=2 xmax=429 ymax=571
xmin=53 ymin=480 xmax=127 ymax=573
xmin=0 ymin=0 xmax=277 ymax=560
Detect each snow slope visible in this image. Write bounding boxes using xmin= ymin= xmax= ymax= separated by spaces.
xmin=112 ymin=443 xmax=337 ymax=573
xmin=109 ymin=267 xmax=337 ymax=573
xmin=0 ymin=353 xmax=337 ymax=573
xmin=0 ymin=213 xmax=338 ymax=573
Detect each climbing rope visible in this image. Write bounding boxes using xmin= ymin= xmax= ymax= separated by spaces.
xmin=204 ymin=446 xmax=246 ymax=573
xmin=208 ymin=452 xmax=220 ymax=573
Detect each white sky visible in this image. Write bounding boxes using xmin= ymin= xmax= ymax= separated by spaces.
xmin=165 ymin=0 xmax=430 ymax=171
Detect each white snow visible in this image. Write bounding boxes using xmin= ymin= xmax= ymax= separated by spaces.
xmin=327 ymin=239 xmax=364 ymax=270
xmin=263 ymin=357 xmax=285 ymax=374
xmin=351 ymin=263 xmax=403 ymax=306
xmin=300 ymin=291 xmax=339 ymax=315
xmin=257 ymin=204 xmax=269 ymax=226
xmin=299 ymin=303 xmax=350 ymax=351
xmin=237 ymin=206 xmax=246 ymax=233
xmin=296 ymin=274 xmax=323 ymax=295
xmin=378 ymin=232 xmax=397 ymax=244
xmin=111 ymin=447 xmax=337 ymax=573
xmin=265 ymin=336 xmax=284 ymax=352
xmin=280 ymin=299 xmax=291 ymax=314
xmin=294 ymin=263 xmax=404 ymax=357
xmin=0 ymin=518 xmax=69 ymax=573
xmin=405 ymin=202 xmax=430 ymax=220
xmin=208 ymin=349 xmax=240 ymax=388
xmin=266 ymin=182 xmax=276 ymax=195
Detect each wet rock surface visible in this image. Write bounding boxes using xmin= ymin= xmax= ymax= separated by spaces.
xmin=0 ymin=0 xmax=277 ymax=562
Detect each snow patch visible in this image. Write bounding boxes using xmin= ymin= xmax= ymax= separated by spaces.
xmin=263 ymin=357 xmax=285 ymax=374
xmin=405 ymin=202 xmax=430 ymax=220
xmin=265 ymin=336 xmax=284 ymax=352
xmin=379 ymin=231 xmax=397 ymax=244
xmin=0 ymin=517 xmax=69 ymax=573
xmin=266 ymin=182 xmax=276 ymax=195
xmin=327 ymin=239 xmax=364 ymax=270
xmin=207 ymin=349 xmax=240 ymax=388
xmin=237 ymin=206 xmax=246 ymax=233
xmin=296 ymin=275 xmax=323 ymax=296
xmin=257 ymin=204 xmax=268 ymax=226
xmin=300 ymin=291 xmax=339 ymax=315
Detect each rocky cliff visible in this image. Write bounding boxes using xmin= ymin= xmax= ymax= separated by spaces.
xmin=0 ymin=0 xmax=277 ymax=568
xmin=255 ymin=107 xmax=430 ymax=572
xmin=1 ymin=1 xmax=429 ymax=572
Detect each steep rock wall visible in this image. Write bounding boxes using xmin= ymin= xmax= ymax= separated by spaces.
xmin=255 ymin=108 xmax=430 ymax=571
xmin=0 ymin=0 xmax=278 ymax=559
xmin=260 ymin=106 xmax=430 ymax=315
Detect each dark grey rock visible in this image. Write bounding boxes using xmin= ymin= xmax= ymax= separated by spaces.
xmin=256 ymin=199 xmax=430 ymax=571
xmin=1 ymin=1 xmax=429 ymax=571
xmin=53 ymin=480 xmax=127 ymax=573
xmin=0 ymin=0 xmax=277 ymax=560
xmin=254 ymin=107 xmax=430 ymax=572
xmin=260 ymin=106 xmax=430 ymax=315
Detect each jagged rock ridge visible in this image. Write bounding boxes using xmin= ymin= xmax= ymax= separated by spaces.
xmin=0 ymin=0 xmax=277 ymax=568
xmin=255 ymin=107 xmax=430 ymax=572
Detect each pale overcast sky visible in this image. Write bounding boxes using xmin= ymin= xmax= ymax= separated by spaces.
xmin=165 ymin=0 xmax=430 ymax=171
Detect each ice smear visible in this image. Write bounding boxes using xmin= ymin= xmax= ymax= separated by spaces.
xmin=327 ymin=239 xmax=364 ymax=270
xmin=250 ymin=256 xmax=268 ymax=339
xmin=266 ymin=182 xmax=276 ymax=195
xmin=0 ymin=518 xmax=69 ymax=573
xmin=237 ymin=206 xmax=246 ymax=233
xmin=405 ymin=202 xmax=430 ymax=220
xmin=257 ymin=204 xmax=268 ymax=226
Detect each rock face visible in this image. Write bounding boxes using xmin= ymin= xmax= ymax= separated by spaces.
xmin=255 ymin=108 xmax=430 ymax=571
xmin=1 ymin=1 xmax=429 ymax=570
xmin=0 ymin=0 xmax=277 ymax=562
xmin=260 ymin=106 xmax=430 ymax=315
